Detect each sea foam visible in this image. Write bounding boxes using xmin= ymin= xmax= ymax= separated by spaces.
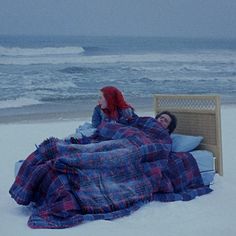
xmin=0 ymin=50 xmax=235 ymax=65
xmin=0 ymin=98 xmax=43 ymax=109
xmin=0 ymin=46 xmax=85 ymax=57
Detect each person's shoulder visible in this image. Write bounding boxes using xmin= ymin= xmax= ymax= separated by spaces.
xmin=120 ymin=107 xmax=137 ymax=118
xmin=94 ymin=105 xmax=101 ymax=111
xmin=125 ymin=107 xmax=136 ymax=114
xmin=92 ymin=105 xmax=102 ymax=116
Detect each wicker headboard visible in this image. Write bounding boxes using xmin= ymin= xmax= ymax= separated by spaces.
xmin=154 ymin=94 xmax=223 ymax=176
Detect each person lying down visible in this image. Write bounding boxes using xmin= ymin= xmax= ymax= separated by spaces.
xmin=10 ymin=87 xmax=212 ymax=229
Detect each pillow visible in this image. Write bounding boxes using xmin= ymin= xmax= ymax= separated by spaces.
xmin=171 ymin=133 xmax=203 ymax=152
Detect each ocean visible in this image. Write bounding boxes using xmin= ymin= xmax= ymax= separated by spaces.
xmin=1 ymin=35 xmax=236 ymax=123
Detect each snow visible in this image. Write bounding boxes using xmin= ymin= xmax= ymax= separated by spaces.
xmin=0 ymin=107 xmax=235 ymax=236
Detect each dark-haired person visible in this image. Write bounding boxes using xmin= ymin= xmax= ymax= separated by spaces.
xmin=155 ymin=111 xmax=177 ymax=134
xmin=92 ymin=86 xmax=138 ymax=128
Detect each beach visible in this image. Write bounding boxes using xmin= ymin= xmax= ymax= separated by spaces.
xmin=0 ymin=97 xmax=153 ymax=124
xmin=1 ymin=35 xmax=236 ymax=122
xmin=1 ymin=34 xmax=236 ymax=235
xmin=1 ymin=0 xmax=236 ymax=233
xmin=1 ymin=104 xmax=236 ymax=236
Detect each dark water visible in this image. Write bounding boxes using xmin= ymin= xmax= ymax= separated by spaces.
xmin=0 ymin=35 xmax=236 ymax=121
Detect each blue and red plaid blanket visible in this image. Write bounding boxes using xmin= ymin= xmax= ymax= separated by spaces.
xmin=9 ymin=117 xmax=212 ymax=229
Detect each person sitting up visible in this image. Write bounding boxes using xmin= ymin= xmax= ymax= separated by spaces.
xmin=155 ymin=111 xmax=177 ymax=134
xmin=92 ymin=86 xmax=138 ymax=128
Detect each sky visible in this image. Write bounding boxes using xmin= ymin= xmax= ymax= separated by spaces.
xmin=0 ymin=0 xmax=236 ymax=38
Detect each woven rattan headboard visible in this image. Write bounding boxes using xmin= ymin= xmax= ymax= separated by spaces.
xmin=154 ymin=94 xmax=223 ymax=175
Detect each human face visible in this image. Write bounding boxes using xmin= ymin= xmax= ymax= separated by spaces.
xmin=157 ymin=114 xmax=172 ymax=129
xmin=98 ymin=92 xmax=107 ymax=109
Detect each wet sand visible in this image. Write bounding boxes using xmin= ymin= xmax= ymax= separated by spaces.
xmin=0 ymin=97 xmax=154 ymax=124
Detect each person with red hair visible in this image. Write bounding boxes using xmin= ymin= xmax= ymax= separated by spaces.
xmin=92 ymin=86 xmax=138 ymax=127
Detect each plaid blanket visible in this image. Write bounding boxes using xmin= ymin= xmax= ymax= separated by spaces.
xmin=9 ymin=117 xmax=212 ymax=229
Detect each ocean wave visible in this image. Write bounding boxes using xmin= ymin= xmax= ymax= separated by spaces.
xmin=0 ymin=46 xmax=85 ymax=57
xmin=0 ymin=50 xmax=235 ymax=66
xmin=40 ymin=93 xmax=98 ymax=102
xmin=130 ymin=77 xmax=153 ymax=83
xmin=59 ymin=66 xmax=95 ymax=74
xmin=83 ymin=46 xmax=107 ymax=55
xmin=0 ymin=98 xmax=43 ymax=109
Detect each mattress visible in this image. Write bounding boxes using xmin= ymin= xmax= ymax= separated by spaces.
xmin=190 ymin=150 xmax=216 ymax=185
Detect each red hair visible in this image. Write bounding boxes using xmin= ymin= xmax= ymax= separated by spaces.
xmin=100 ymin=86 xmax=132 ymax=119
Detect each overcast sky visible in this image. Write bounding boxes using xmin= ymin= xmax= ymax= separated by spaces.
xmin=0 ymin=0 xmax=236 ymax=38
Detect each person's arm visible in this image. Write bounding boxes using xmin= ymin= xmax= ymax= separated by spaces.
xmin=123 ymin=108 xmax=138 ymax=119
xmin=92 ymin=105 xmax=102 ymax=128
xmin=119 ymin=107 xmax=138 ymax=124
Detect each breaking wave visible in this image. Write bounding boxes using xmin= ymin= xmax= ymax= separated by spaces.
xmin=0 ymin=46 xmax=85 ymax=57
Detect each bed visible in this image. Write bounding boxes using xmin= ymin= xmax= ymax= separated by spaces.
xmin=154 ymin=94 xmax=223 ymax=176
xmin=10 ymin=94 xmax=221 ymax=229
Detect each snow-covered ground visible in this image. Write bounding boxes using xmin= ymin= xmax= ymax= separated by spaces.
xmin=0 ymin=107 xmax=235 ymax=236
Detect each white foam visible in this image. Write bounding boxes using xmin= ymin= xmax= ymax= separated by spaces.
xmin=0 ymin=46 xmax=85 ymax=57
xmin=0 ymin=98 xmax=43 ymax=109
xmin=0 ymin=50 xmax=235 ymax=65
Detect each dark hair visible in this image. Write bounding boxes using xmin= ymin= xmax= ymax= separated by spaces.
xmin=155 ymin=111 xmax=177 ymax=134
